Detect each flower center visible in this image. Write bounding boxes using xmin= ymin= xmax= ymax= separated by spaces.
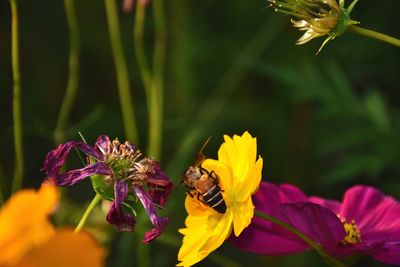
xmin=341 ymin=218 xmax=361 ymax=245
xmin=106 ymin=139 xmax=143 ymax=183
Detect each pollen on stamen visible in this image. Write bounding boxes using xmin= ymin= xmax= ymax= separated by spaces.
xmin=341 ymin=218 xmax=362 ymax=245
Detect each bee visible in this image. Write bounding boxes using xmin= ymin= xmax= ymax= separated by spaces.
xmin=182 ymin=138 xmax=227 ymax=214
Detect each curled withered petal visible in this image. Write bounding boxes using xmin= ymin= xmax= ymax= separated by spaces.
xmin=139 ymin=158 xmax=173 ymax=206
xmin=134 ymin=187 xmax=169 ymax=243
xmin=94 ymin=135 xmax=112 ymax=157
xmin=106 ymin=181 xmax=136 ymax=231
xmin=42 ymin=141 xmax=105 ymax=180
xmin=55 ymin=162 xmax=112 ymax=186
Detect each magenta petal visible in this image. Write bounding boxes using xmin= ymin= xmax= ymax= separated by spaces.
xmin=56 ymin=162 xmax=112 ymax=186
xmin=229 ymin=216 xmax=309 ymax=255
xmin=148 ymin=181 xmax=173 ymax=207
xmin=340 ymin=186 xmax=386 ymax=227
xmin=340 ymin=186 xmax=400 ymax=239
xmin=134 ymin=187 xmax=169 ymax=243
xmin=229 ymin=182 xmax=310 ymax=255
xmin=271 ymin=202 xmax=346 ymax=251
xmin=43 ymin=140 xmax=104 ymax=177
xmin=94 ymin=135 xmax=112 ymax=157
xmin=106 ymin=181 xmax=135 ymax=231
xmin=309 ymin=196 xmax=341 ymax=215
xmin=253 ymin=182 xmax=308 ymax=215
xmin=373 ymin=241 xmax=400 ymax=265
xmin=140 ymin=158 xmax=173 ymax=206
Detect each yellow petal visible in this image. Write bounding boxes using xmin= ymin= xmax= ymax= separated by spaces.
xmin=184 ymin=196 xmax=215 ymax=217
xmin=19 ymin=228 xmax=106 ymax=267
xmin=231 ymin=197 xmax=254 ymax=237
xmin=234 ymin=156 xmax=263 ymax=202
xmin=218 ymin=132 xmax=261 ymax=199
xmin=0 ymin=185 xmax=58 ymax=266
xmin=178 ymin=211 xmax=233 ymax=267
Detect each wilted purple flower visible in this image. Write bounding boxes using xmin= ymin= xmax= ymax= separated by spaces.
xmin=42 ymin=135 xmax=172 ymax=243
xmin=231 ymin=182 xmax=400 ymax=265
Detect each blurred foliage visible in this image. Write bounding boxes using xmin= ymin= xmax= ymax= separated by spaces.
xmin=0 ymin=0 xmax=399 ymax=266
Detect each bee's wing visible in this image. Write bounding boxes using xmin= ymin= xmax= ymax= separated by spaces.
xmin=193 ymin=136 xmax=211 ymax=167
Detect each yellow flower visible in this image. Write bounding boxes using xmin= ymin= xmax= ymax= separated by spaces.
xmin=177 ymin=132 xmax=263 ymax=267
xmin=0 ymin=184 xmax=106 ymax=267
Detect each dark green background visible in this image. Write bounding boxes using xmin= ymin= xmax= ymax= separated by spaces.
xmin=0 ymin=0 xmax=399 ymax=266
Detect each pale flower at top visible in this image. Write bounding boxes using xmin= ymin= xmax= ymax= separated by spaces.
xmin=268 ymin=0 xmax=359 ymax=53
xmin=177 ymin=132 xmax=263 ymax=267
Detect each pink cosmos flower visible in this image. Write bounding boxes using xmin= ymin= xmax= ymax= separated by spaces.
xmin=230 ymin=182 xmax=400 ymax=265
xmin=230 ymin=182 xmax=345 ymax=255
xmin=310 ymin=185 xmax=400 ymax=264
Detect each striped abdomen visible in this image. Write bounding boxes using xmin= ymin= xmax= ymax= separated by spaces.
xmin=202 ymin=185 xmax=226 ymax=214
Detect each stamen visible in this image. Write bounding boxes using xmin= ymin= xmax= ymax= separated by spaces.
xmin=340 ymin=218 xmax=362 ymax=245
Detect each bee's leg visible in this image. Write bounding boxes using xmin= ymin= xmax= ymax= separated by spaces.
xmin=199 ymin=166 xmax=209 ymax=175
xmin=186 ymin=191 xmax=195 ymax=198
xmin=209 ymin=171 xmax=218 ymax=182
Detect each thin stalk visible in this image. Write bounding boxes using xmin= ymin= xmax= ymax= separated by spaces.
xmin=105 ymin=0 xmax=139 ymax=143
xmin=133 ymin=5 xmax=152 ymax=267
xmin=10 ymin=0 xmax=24 ymax=193
xmin=74 ymin=193 xmax=102 ymax=234
xmin=133 ymin=2 xmax=154 ymax=157
xmin=136 ymin=211 xmax=150 ymax=267
xmin=150 ymin=0 xmax=166 ymax=159
xmin=255 ymin=211 xmax=347 ymax=267
xmin=348 ymin=25 xmax=400 ymax=47
xmin=54 ymin=0 xmax=80 ymax=144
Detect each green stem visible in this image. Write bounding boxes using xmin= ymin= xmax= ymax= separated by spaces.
xmin=105 ymin=0 xmax=139 ymax=143
xmin=136 ymin=211 xmax=150 ymax=267
xmin=150 ymin=0 xmax=166 ymax=160
xmin=74 ymin=193 xmax=102 ymax=234
xmin=255 ymin=211 xmax=347 ymax=267
xmin=10 ymin=0 xmax=24 ymax=193
xmin=54 ymin=0 xmax=80 ymax=144
xmin=348 ymin=25 xmax=400 ymax=47
xmin=133 ymin=2 xmax=155 ymax=157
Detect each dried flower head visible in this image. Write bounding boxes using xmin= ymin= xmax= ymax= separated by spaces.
xmin=42 ymin=135 xmax=172 ymax=243
xmin=268 ymin=0 xmax=359 ymax=53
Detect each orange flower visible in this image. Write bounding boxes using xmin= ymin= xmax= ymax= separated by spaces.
xmin=0 ymin=184 xmax=106 ymax=267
